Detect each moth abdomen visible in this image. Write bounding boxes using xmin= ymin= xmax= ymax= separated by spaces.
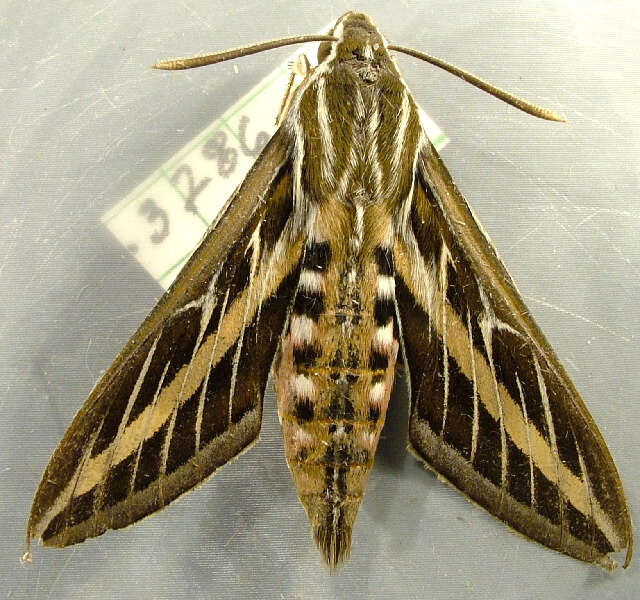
xmin=276 ymin=226 xmax=399 ymax=568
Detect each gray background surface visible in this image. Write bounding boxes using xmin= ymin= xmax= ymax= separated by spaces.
xmin=2 ymin=1 xmax=639 ymax=598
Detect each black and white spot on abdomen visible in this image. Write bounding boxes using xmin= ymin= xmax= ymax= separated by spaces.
xmin=365 ymin=245 xmax=399 ymax=436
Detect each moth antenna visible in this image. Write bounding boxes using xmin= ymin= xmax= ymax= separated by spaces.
xmin=388 ymin=45 xmax=565 ymax=122
xmin=276 ymin=54 xmax=312 ymax=126
xmin=153 ymin=35 xmax=337 ymax=70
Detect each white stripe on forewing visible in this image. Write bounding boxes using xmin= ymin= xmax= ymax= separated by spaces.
xmin=69 ymin=423 xmax=105 ymax=539
xmin=199 ymin=270 xmax=221 ymax=331
xmin=33 ymin=414 xmax=105 ymax=540
xmin=440 ymin=247 xmax=450 ymax=436
xmin=93 ymin=334 xmax=160 ymax=501
xmin=515 ymin=372 xmax=536 ymax=508
xmin=228 ymin=225 xmax=261 ymax=424
xmin=411 ymin=416 xmax=618 ymax=568
xmin=34 ymin=236 xmax=302 ymax=539
xmin=400 ymin=228 xmax=439 ymax=339
xmin=160 ymin=267 xmax=224 ymax=480
xmin=534 ymin=354 xmax=564 ymax=526
xmin=468 ymin=308 xmax=479 ymax=463
xmin=574 ymin=441 xmax=596 ymax=544
xmin=394 ymin=242 xmax=621 ymax=549
xmin=257 ymin=206 xmax=301 ymax=323
xmin=477 ymin=285 xmax=509 ymax=495
xmin=195 ymin=288 xmax=230 ymax=454
xmin=130 ymin=358 xmax=171 ymax=497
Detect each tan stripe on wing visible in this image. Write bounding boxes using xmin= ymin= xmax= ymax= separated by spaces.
xmin=394 ymin=238 xmax=621 ymax=552
xmin=31 ymin=234 xmax=303 ymax=540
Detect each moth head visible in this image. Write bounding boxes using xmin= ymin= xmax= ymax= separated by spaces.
xmin=317 ymin=11 xmax=390 ymax=67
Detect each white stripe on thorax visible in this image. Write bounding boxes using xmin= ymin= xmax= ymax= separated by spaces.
xmin=368 ymin=99 xmax=383 ymax=201
xmin=316 ymin=76 xmax=336 ymax=187
xmin=393 ymin=90 xmax=410 ymax=169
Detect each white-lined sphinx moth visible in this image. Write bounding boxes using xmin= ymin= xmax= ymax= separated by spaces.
xmin=26 ymin=11 xmax=632 ymax=571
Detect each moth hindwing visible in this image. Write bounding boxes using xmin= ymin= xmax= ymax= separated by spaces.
xmin=28 ymin=11 xmax=632 ymax=572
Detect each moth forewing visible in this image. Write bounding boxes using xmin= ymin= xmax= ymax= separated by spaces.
xmin=27 ymin=128 xmax=301 ymax=548
xmin=397 ymin=140 xmax=633 ymax=570
xmin=28 ymin=11 xmax=631 ymax=572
